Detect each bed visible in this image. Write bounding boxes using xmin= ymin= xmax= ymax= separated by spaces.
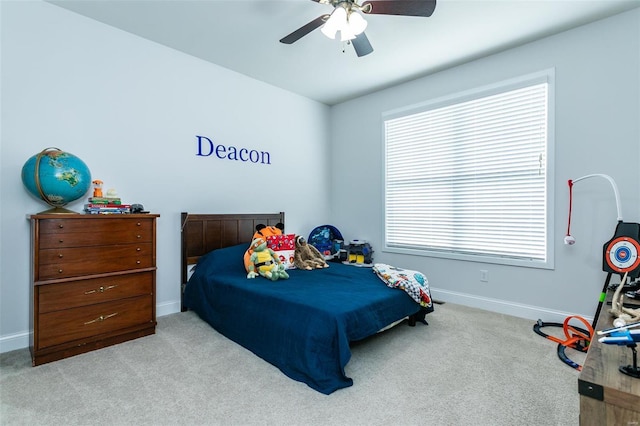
xmin=181 ymin=212 xmax=433 ymax=394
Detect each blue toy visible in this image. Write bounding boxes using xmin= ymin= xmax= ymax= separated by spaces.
xmin=598 ymin=322 xmax=640 ymax=378
xmin=308 ymin=225 xmax=344 ymax=260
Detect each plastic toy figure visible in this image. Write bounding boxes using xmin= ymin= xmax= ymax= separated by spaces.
xmin=598 ymin=322 xmax=640 ymax=345
xmin=347 ymin=240 xmax=374 ymax=264
xmin=598 ymin=321 xmax=640 ymax=379
xmin=92 ymin=180 xmax=103 ymax=198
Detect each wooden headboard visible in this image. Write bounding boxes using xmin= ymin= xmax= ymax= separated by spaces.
xmin=180 ymin=212 xmax=285 ymax=311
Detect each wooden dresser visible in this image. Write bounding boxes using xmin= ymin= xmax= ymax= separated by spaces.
xmin=578 ymin=294 xmax=640 ymax=425
xmin=29 ymin=213 xmax=159 ymax=366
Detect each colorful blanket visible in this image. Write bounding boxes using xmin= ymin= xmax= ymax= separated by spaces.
xmin=373 ymin=263 xmax=432 ymax=308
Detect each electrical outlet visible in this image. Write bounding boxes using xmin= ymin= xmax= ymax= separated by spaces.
xmin=480 ymin=270 xmax=489 ymax=282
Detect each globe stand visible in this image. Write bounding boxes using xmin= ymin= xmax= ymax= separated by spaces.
xmin=38 ymin=206 xmax=78 ymax=215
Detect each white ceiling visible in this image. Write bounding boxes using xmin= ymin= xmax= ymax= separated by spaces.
xmin=48 ymin=0 xmax=640 ymax=105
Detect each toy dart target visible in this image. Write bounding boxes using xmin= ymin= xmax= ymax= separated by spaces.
xmin=603 ymin=222 xmax=640 ymax=278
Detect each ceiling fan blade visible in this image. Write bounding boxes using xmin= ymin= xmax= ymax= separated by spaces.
xmin=361 ymin=0 xmax=436 ymax=17
xmin=352 ymin=32 xmax=374 ymax=57
xmin=279 ymin=14 xmax=330 ymax=44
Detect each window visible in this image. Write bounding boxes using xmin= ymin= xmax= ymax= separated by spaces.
xmin=383 ymin=71 xmax=554 ymax=268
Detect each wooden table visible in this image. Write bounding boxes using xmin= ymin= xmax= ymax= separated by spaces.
xmin=578 ymin=295 xmax=640 ymax=425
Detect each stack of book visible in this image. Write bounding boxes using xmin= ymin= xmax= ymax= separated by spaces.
xmin=88 ymin=196 xmax=122 ymax=205
xmin=84 ymin=197 xmax=130 ymax=214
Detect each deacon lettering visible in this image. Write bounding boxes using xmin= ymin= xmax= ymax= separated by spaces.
xmin=196 ymin=135 xmax=271 ymax=165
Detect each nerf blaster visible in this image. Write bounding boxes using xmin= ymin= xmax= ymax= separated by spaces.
xmin=597 ymin=322 xmax=640 ymax=345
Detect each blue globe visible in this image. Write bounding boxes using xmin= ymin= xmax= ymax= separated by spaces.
xmin=21 ymin=148 xmax=91 ymax=213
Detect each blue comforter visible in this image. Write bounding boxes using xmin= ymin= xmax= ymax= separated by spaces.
xmin=184 ymin=244 xmax=426 ymax=394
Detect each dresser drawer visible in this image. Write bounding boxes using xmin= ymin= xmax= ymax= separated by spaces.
xmin=38 ymin=243 xmax=154 ymax=280
xmin=38 ymin=272 xmax=153 ymax=313
xmin=37 ymin=295 xmax=153 ymax=349
xmin=39 ymin=219 xmax=153 ymax=249
xmin=39 ymin=217 xmax=154 ymax=235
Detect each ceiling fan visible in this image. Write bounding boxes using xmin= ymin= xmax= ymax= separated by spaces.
xmin=279 ymin=0 xmax=437 ymax=57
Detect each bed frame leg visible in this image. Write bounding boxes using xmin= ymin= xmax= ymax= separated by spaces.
xmin=408 ymin=309 xmax=430 ymax=327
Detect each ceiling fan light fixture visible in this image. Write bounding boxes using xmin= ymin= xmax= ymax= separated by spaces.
xmin=348 ymin=11 xmax=367 ymax=35
xmin=340 ymin=27 xmax=357 ymax=41
xmin=321 ymin=6 xmax=347 ymax=39
xmin=320 ymin=24 xmax=338 ymax=39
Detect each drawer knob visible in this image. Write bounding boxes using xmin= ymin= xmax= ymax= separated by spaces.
xmin=137 ymin=222 xmax=141 ymax=226
xmin=84 ymin=312 xmax=118 ymax=325
xmin=137 ymin=235 xmax=141 ymax=239
xmin=84 ymin=285 xmax=117 ymax=295
xmin=58 ymin=254 xmax=63 ymax=258
xmin=136 ymin=247 xmax=141 ymax=252
xmin=58 ymin=269 xmax=63 ymax=274
xmin=59 ymin=239 xmax=64 ymax=243
xmin=136 ymin=260 xmax=141 ymax=264
xmin=58 ymin=224 xmax=64 ymax=229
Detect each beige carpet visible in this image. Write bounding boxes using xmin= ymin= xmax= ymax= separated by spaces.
xmin=0 ymin=302 xmax=582 ymax=425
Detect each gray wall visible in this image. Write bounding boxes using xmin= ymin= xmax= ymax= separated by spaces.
xmin=0 ymin=1 xmax=331 ymax=352
xmin=329 ymin=9 xmax=640 ymax=322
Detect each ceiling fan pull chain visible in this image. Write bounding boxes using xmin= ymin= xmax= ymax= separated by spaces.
xmin=342 ymin=40 xmax=349 ymax=53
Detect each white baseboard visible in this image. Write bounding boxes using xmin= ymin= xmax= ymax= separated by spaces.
xmin=0 ymin=301 xmax=183 ymax=354
xmin=156 ymin=300 xmax=181 ymax=317
xmin=430 ymin=287 xmax=594 ymax=325
xmin=0 ymin=331 xmax=30 ymax=355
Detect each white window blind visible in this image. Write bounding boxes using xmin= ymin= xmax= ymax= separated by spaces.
xmin=384 ymin=80 xmax=550 ymax=265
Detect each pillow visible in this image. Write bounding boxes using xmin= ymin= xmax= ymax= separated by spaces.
xmin=267 ymin=234 xmax=296 ymax=269
xmin=188 ymin=243 xmax=248 ymax=284
xmin=195 ymin=243 xmax=247 ymax=267
xmin=186 ymin=264 xmax=197 ymax=281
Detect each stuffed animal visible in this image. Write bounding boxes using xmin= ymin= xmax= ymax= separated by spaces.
xmin=294 ymin=235 xmax=329 ymax=270
xmin=247 ymin=237 xmax=289 ymax=281
xmin=244 ymin=223 xmax=284 ymax=273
